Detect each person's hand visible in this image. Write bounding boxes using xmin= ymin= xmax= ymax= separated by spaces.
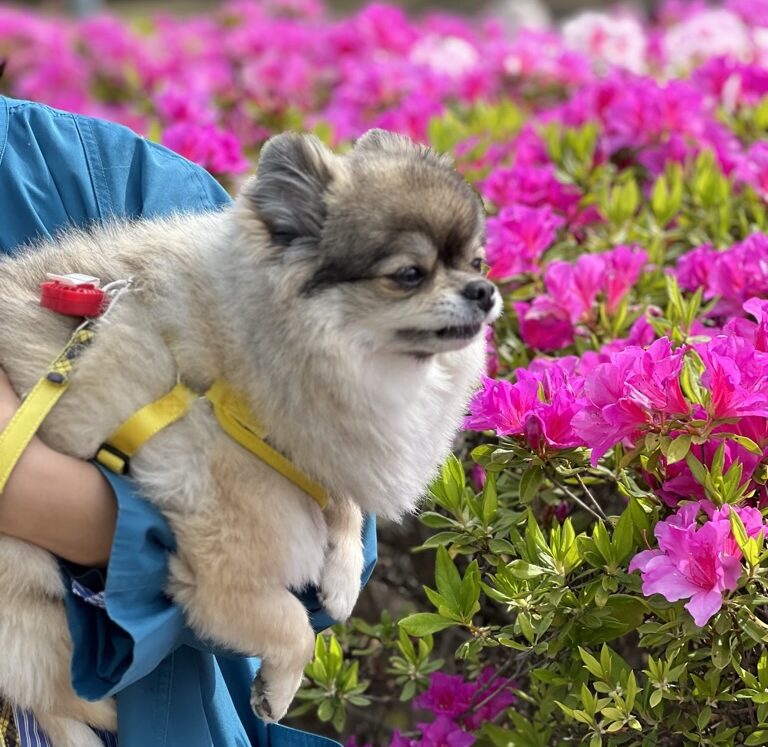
xmin=0 ymin=366 xmax=117 ymax=567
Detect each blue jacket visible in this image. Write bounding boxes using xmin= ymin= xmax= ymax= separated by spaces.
xmin=0 ymin=95 xmax=377 ymax=747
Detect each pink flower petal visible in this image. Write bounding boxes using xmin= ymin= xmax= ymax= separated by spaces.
xmin=685 ymin=589 xmax=724 ymax=627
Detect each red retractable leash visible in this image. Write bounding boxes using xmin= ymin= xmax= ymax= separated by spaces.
xmin=40 ymin=273 xmax=107 ymax=318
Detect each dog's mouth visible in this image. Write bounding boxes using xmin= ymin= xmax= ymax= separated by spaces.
xmin=396 ymin=321 xmax=484 ymax=355
xmin=434 ymin=322 xmax=483 ymax=340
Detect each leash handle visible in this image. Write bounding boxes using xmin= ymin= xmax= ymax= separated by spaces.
xmin=0 ymin=325 xmax=94 ymax=493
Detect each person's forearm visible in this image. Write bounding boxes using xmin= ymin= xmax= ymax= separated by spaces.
xmin=0 ymin=439 xmax=117 ymax=567
xmin=0 ymin=370 xmax=117 ymax=567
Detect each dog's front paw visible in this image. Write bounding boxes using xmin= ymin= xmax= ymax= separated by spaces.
xmin=250 ymin=667 xmax=303 ymax=724
xmin=319 ymin=547 xmax=361 ymax=622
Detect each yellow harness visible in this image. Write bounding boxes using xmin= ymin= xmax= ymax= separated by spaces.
xmin=0 ymin=323 xmax=328 ymax=509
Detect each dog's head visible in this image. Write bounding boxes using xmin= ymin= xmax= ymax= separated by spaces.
xmin=237 ymin=129 xmax=500 ymax=357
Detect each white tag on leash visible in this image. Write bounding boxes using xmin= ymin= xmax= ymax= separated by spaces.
xmin=45 ymin=273 xmax=101 ymax=287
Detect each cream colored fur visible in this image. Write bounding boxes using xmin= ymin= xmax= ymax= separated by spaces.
xmin=0 ymin=131 xmax=498 ymax=745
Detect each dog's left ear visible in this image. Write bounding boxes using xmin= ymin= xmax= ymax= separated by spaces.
xmin=242 ymin=132 xmax=339 ymax=248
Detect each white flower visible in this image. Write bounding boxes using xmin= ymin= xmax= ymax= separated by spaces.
xmin=409 ymin=35 xmax=479 ymax=79
xmin=663 ymin=9 xmax=751 ymax=73
xmin=562 ymin=11 xmax=647 ymax=74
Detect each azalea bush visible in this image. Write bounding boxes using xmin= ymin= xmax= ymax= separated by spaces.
xmin=6 ymin=0 xmax=768 ymax=745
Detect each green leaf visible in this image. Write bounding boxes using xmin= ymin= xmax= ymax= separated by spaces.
xmin=518 ymin=611 xmax=535 ymax=643
xmin=730 ymin=435 xmax=764 ymax=454
xmin=459 ymin=560 xmax=481 ymax=620
xmin=419 ymin=512 xmax=459 ymax=529
xmin=666 ymin=434 xmax=692 ymax=465
xmin=612 ymin=509 xmax=635 ymax=564
xmin=482 ymin=472 xmax=498 ymax=524
xmin=520 ymin=464 xmax=545 ymax=503
xmin=729 ymin=507 xmax=749 ymax=554
xmin=507 ymin=559 xmax=548 ymax=579
xmin=745 ymin=731 xmax=768 ymax=746
xmin=435 ymin=546 xmax=463 ymax=613
xmin=579 ymin=647 xmax=604 ymax=679
xmin=572 ymin=596 xmax=647 ymax=645
xmin=399 ymin=613 xmax=456 ymax=636
xmin=317 ymin=699 xmax=333 ymax=722
xmin=592 ymin=521 xmax=613 ymax=565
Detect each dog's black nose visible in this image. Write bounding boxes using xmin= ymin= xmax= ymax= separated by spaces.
xmin=462 ymin=280 xmax=496 ymax=313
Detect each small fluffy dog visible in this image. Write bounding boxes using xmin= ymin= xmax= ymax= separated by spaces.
xmin=0 ymin=129 xmax=500 ymax=746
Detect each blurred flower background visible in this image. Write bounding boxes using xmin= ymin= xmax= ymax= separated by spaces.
xmin=6 ymin=0 xmax=768 ymax=745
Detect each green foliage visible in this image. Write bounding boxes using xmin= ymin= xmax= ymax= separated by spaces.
xmin=292 ymin=634 xmax=371 ymax=732
xmin=290 ymin=99 xmax=768 ymax=747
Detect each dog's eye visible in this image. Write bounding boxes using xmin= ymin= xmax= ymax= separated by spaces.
xmin=393 ymin=266 xmax=426 ymax=288
xmin=470 ymin=257 xmax=483 ymax=272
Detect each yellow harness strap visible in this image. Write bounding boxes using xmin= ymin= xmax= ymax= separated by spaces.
xmin=94 ymin=383 xmax=197 ymax=475
xmin=0 ymin=326 xmax=94 ymax=493
xmin=95 ymin=378 xmax=329 ymax=510
xmin=203 ymin=380 xmax=328 ymax=509
xmin=0 ymin=329 xmax=328 ymax=508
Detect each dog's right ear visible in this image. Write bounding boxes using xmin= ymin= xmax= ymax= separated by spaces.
xmin=241 ymin=133 xmax=338 ymax=248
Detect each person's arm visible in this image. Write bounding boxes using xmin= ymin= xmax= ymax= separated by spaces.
xmin=0 ymin=369 xmax=116 ymax=567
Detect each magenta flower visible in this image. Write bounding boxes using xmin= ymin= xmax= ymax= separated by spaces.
xmin=573 ymin=338 xmax=689 ymax=465
xmin=629 ymin=504 xmax=747 ymax=626
xmin=735 ymin=142 xmax=768 ymax=199
xmin=414 ymin=673 xmax=474 ymax=719
xmin=465 ymin=374 xmax=585 ymax=453
xmin=463 ymin=667 xmax=517 ymax=731
xmin=416 ymin=717 xmax=475 ymax=747
xmin=603 ymin=246 xmax=649 ymax=313
xmin=678 ymin=235 xmax=768 ymax=317
xmin=470 ymin=464 xmax=487 ymax=492
xmin=464 ymin=377 xmax=541 ymax=435
xmin=514 ymin=299 xmax=575 ymax=351
xmin=697 ymin=337 xmax=768 ymax=421
xmin=480 ymin=164 xmax=581 ymax=215
xmin=513 ymin=246 xmax=646 ymax=352
xmin=162 ymin=122 xmax=249 ymax=174
xmin=724 ymin=298 xmax=768 ymax=352
xmin=486 ymin=205 xmax=564 ymax=280
xmin=523 ymin=390 xmax=585 ymax=451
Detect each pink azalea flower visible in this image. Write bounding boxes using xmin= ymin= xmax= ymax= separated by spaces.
xmin=463 ymin=667 xmax=517 ymax=730
xmin=465 ymin=373 xmax=585 ymax=453
xmin=486 ymin=205 xmax=564 ymax=280
xmin=725 ymin=298 xmax=768 ymax=352
xmin=603 ymin=246 xmax=648 ymax=314
xmin=697 ymin=337 xmax=768 ymax=420
xmin=416 ymin=717 xmax=475 ymax=747
xmin=162 ymin=122 xmax=249 ymax=174
xmin=678 ymin=235 xmax=768 ymax=317
xmin=629 ymin=508 xmax=740 ymax=626
xmin=514 ymin=299 xmax=575 ymax=351
xmin=734 ymin=142 xmax=768 ymax=199
xmin=480 ymin=164 xmax=581 ymax=215
xmin=523 ymin=390 xmax=585 ymax=451
xmin=573 ymin=339 xmax=689 ymax=465
xmin=464 ymin=376 xmax=540 ymax=435
xmin=470 ymin=464 xmax=487 ymax=492
xmin=414 ymin=673 xmax=474 ymax=719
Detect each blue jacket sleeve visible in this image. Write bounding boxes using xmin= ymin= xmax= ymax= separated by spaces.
xmin=0 ymin=98 xmax=378 ymax=700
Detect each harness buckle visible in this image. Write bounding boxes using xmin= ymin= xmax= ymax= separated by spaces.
xmin=95 ymin=442 xmax=131 ymax=475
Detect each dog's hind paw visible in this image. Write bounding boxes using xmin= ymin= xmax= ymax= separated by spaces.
xmin=250 ymin=674 xmax=275 ymax=723
xmin=250 ymin=666 xmax=303 ymax=724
